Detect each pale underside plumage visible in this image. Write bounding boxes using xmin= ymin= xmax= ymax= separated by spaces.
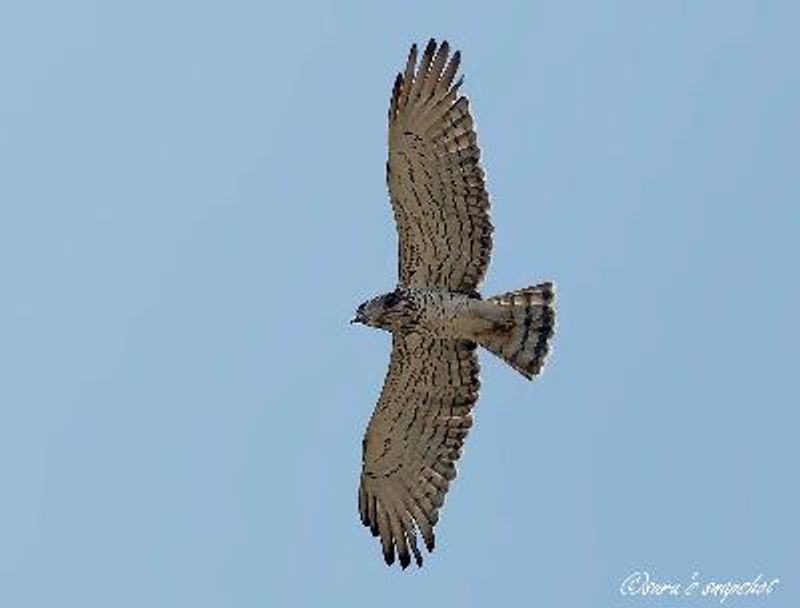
xmin=358 ymin=39 xmax=493 ymax=568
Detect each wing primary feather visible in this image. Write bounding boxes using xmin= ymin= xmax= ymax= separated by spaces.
xmin=358 ymin=485 xmax=369 ymax=526
xmin=368 ymin=494 xmax=380 ymax=536
xmin=379 ymin=508 xmax=396 ymax=565
xmin=427 ymin=532 xmax=436 ymax=552
xmin=398 ymin=43 xmax=418 ymax=112
xmin=402 ymin=493 xmax=435 ymax=557
xmin=419 ymin=40 xmax=449 ymax=103
xmin=384 ymin=486 xmax=423 ymax=568
xmin=411 ymin=47 xmax=456 ymax=124
xmin=388 ymin=72 xmax=402 ymax=122
xmin=420 ymin=38 xmax=437 ymax=74
xmin=439 ymin=50 xmax=461 ymax=92
xmin=395 ymin=505 xmax=423 ymax=567
xmin=410 ymin=536 xmax=423 ymax=567
xmin=408 ymin=38 xmax=437 ymax=107
xmin=387 ymin=509 xmax=411 ymax=569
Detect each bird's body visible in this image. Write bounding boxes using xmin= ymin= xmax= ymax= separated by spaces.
xmin=352 ymin=39 xmax=557 ymax=569
xmin=356 ymin=288 xmax=479 ymax=338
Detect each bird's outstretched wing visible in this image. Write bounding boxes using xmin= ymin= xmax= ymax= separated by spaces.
xmin=387 ymin=39 xmax=493 ymax=293
xmin=358 ymin=333 xmax=480 ymax=568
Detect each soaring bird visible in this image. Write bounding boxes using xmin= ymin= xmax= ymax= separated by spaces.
xmin=352 ymin=39 xmax=556 ymax=568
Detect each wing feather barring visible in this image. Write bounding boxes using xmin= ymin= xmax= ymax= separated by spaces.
xmin=351 ymin=39 xmax=557 ymax=568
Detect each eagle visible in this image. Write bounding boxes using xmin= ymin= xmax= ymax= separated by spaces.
xmin=351 ymin=39 xmax=556 ymax=568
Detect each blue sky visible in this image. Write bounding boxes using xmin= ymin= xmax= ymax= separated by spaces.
xmin=1 ymin=1 xmax=798 ymax=606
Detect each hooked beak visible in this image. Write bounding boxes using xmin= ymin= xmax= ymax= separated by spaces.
xmin=351 ymin=307 xmax=365 ymax=325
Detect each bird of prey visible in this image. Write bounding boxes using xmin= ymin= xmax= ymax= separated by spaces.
xmin=352 ymin=39 xmax=556 ymax=569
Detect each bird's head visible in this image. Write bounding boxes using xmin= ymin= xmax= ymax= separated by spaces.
xmin=351 ymin=290 xmax=412 ymax=331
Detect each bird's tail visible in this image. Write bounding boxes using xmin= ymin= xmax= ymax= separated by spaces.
xmin=475 ymin=282 xmax=556 ymax=379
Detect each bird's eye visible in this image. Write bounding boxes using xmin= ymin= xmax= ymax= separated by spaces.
xmin=384 ymin=293 xmax=399 ymax=308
